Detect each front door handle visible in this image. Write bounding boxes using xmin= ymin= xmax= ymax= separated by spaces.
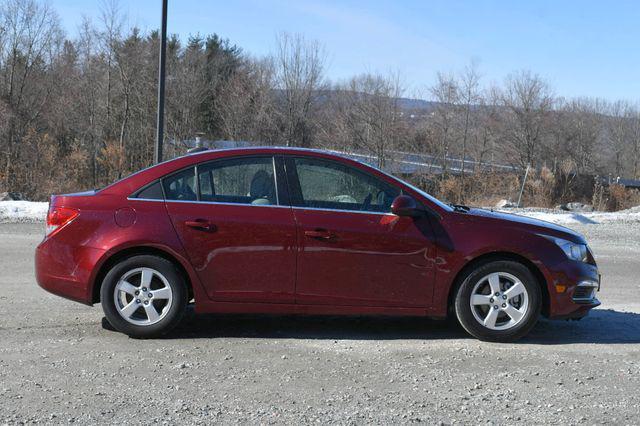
xmin=185 ymin=219 xmax=216 ymax=232
xmin=304 ymin=229 xmax=336 ymax=241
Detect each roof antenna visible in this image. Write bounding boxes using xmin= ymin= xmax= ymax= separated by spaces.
xmin=188 ymin=132 xmax=208 ymax=154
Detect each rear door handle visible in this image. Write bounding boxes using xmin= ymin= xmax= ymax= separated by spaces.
xmin=304 ymin=229 xmax=336 ymax=241
xmin=185 ymin=219 xmax=216 ymax=232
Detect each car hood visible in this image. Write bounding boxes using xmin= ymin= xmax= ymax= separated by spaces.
xmin=464 ymin=208 xmax=587 ymax=244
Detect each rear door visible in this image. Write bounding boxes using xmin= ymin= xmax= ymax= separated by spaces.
xmin=164 ymin=156 xmax=297 ymax=303
xmin=285 ymin=156 xmax=436 ymax=308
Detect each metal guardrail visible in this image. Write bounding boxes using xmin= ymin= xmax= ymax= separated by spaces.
xmin=330 ymin=150 xmax=521 ymax=175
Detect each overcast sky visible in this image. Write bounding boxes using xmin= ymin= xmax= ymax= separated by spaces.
xmin=54 ymin=0 xmax=640 ymax=101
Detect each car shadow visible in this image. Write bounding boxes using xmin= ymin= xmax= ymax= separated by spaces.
xmin=566 ymin=213 xmax=599 ymax=225
xmin=161 ymin=308 xmax=640 ymax=344
xmin=168 ymin=313 xmax=467 ymax=340
xmin=522 ymin=309 xmax=640 ymax=344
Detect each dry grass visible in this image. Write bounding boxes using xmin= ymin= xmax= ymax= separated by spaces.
xmin=607 ymin=184 xmax=640 ymax=211
xmin=410 ymin=171 xmax=640 ymax=211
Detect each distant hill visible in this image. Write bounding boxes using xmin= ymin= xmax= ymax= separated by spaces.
xmin=275 ymin=89 xmax=440 ymax=113
xmin=395 ymin=98 xmax=439 ymax=112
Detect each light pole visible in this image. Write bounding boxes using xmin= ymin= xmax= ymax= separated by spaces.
xmin=154 ymin=0 xmax=168 ymax=164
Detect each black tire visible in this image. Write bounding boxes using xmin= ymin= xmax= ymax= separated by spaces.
xmin=454 ymin=260 xmax=541 ymax=342
xmin=101 ymin=316 xmax=116 ymax=332
xmin=100 ymin=255 xmax=188 ymax=338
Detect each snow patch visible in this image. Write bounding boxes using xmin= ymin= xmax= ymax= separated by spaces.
xmin=499 ymin=207 xmax=640 ymax=225
xmin=0 ymin=201 xmax=49 ymax=223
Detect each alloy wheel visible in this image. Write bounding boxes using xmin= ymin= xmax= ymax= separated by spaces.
xmin=469 ymin=272 xmax=529 ymax=331
xmin=113 ymin=267 xmax=173 ymax=326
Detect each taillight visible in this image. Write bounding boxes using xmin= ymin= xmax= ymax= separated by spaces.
xmin=46 ymin=206 xmax=79 ymax=237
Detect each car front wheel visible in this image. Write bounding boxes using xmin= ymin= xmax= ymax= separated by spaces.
xmin=454 ymin=260 xmax=541 ymax=342
xmin=100 ymin=255 xmax=187 ymax=338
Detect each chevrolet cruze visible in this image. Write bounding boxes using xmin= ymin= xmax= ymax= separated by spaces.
xmin=35 ymin=147 xmax=601 ymax=341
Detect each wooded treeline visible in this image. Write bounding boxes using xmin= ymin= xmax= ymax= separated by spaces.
xmin=1 ymin=0 xmax=639 ymax=206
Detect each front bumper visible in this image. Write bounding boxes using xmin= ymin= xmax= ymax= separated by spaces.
xmin=572 ymin=277 xmax=600 ymax=303
xmin=547 ymin=259 xmax=601 ymax=319
xmin=551 ymin=301 xmax=600 ymax=320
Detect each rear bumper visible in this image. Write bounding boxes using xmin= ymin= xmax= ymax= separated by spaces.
xmin=35 ymin=237 xmax=105 ymax=305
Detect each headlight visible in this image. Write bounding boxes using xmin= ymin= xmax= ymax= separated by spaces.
xmin=550 ymin=237 xmax=589 ymax=262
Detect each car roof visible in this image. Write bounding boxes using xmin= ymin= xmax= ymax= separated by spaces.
xmin=177 ymin=146 xmax=368 ymax=166
xmin=184 ymin=146 xmax=340 ymax=157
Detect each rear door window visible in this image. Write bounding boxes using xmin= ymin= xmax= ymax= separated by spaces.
xmin=162 ymin=167 xmax=197 ymax=201
xmin=198 ymin=157 xmax=278 ymax=205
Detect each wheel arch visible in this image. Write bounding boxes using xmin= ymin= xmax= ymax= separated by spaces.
xmin=446 ymin=251 xmax=550 ymax=318
xmin=91 ymin=246 xmax=196 ymax=304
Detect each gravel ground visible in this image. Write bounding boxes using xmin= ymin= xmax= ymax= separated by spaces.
xmin=0 ymin=222 xmax=639 ymax=424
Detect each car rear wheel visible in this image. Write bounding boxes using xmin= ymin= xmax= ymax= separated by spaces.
xmin=454 ymin=260 xmax=541 ymax=342
xmin=100 ymin=255 xmax=187 ymax=338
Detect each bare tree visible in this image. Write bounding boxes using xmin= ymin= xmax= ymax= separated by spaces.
xmin=498 ymin=70 xmax=554 ymax=168
xmin=97 ymin=0 xmax=123 ymax=141
xmin=606 ymin=100 xmax=632 ymax=177
xmin=550 ymin=98 xmax=603 ymax=175
xmin=274 ymin=32 xmax=325 ymax=147
xmin=75 ymin=17 xmax=102 ymax=185
xmin=428 ymin=72 xmax=459 ymax=175
xmin=629 ymin=108 xmax=640 ymax=179
xmin=215 ymin=57 xmax=278 ymax=143
xmin=0 ymin=0 xmax=63 ymax=190
xmin=324 ymin=72 xmax=405 ymax=168
xmin=457 ymin=62 xmax=482 ymax=201
xmin=473 ymin=89 xmax=501 ymax=168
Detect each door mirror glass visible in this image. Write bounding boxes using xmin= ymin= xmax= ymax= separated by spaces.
xmin=391 ymin=195 xmax=422 ymax=217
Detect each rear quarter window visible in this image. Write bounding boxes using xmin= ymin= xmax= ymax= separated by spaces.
xmin=134 ymin=181 xmax=164 ymax=200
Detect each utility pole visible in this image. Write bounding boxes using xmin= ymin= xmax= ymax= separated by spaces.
xmin=517 ymin=165 xmax=530 ymax=207
xmin=154 ymin=0 xmax=168 ymax=164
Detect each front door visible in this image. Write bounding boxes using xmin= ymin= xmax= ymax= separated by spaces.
xmin=163 ymin=156 xmax=297 ymax=303
xmin=286 ymin=156 xmax=436 ymax=307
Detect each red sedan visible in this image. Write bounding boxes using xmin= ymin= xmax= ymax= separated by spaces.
xmin=35 ymin=148 xmax=601 ymax=341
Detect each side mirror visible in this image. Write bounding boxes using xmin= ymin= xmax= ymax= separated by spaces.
xmin=391 ymin=195 xmax=423 ymax=217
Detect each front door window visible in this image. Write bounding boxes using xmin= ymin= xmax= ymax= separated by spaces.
xmin=290 ymin=157 xmax=399 ymax=213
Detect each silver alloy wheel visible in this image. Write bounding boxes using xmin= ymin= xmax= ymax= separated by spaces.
xmin=113 ymin=267 xmax=173 ymax=326
xmin=469 ymin=272 xmax=529 ymax=331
